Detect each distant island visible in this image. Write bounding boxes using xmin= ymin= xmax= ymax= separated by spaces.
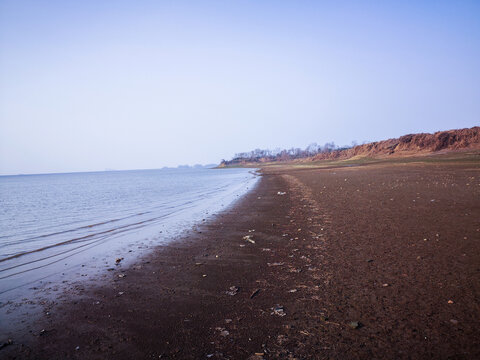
xmin=161 ymin=164 xmax=218 ymax=170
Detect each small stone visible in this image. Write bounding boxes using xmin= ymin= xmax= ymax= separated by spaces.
xmin=226 ymin=286 xmax=239 ymax=296
xmin=348 ymin=321 xmax=361 ymax=329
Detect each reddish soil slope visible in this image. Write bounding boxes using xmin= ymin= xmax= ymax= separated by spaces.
xmin=311 ymin=126 xmax=480 ymax=161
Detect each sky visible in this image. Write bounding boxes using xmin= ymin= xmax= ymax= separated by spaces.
xmin=0 ymin=0 xmax=479 ymax=175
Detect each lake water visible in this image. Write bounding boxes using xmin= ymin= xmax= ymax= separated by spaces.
xmin=0 ymin=168 xmax=258 ymax=298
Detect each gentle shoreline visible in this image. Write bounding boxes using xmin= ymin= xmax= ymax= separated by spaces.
xmin=2 ymin=159 xmax=480 ymax=359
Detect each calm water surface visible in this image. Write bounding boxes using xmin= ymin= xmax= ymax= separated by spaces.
xmin=0 ymin=168 xmax=257 ymax=297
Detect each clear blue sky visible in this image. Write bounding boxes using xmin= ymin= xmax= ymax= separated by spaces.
xmin=1 ymin=0 xmax=479 ymax=174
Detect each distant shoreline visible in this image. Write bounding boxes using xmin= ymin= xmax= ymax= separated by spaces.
xmin=220 ymin=126 xmax=480 ymax=168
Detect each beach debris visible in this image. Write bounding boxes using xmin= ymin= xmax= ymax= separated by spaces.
xmin=202 ymin=274 xmax=207 ymax=277
xmin=261 ymin=248 xmax=271 ymax=252
xmin=225 ymin=319 xmax=232 ymax=324
xmin=118 ymin=273 xmax=126 ymax=278
xmin=448 ymin=300 xmax=454 ymax=304
xmin=118 ymin=291 xmax=124 ymax=296
xmin=250 ymin=289 xmax=261 ymax=299
xmin=367 ymin=259 xmax=374 ymax=263
xmin=276 ymin=335 xmax=288 ymax=345
xmin=226 ymin=286 xmax=239 ymax=296
xmin=277 ymin=191 xmax=286 ymax=195
xmin=319 ymin=314 xmax=329 ymax=322
xmin=0 ymin=339 xmax=13 ymax=350
xmin=288 ymin=289 xmax=297 ymax=293
xmin=239 ymin=244 xmax=246 ymax=247
xmin=271 ymin=305 xmax=286 ymax=317
xmin=75 ymin=346 xmax=80 ymax=351
xmin=215 ymin=327 xmax=229 ymax=337
xmin=248 ymin=229 xmax=255 ymax=232
xmin=115 ymin=257 xmax=124 ymax=265
xmin=382 ymin=283 xmax=389 ymax=287
xmin=267 ymin=262 xmax=284 ymax=267
xmin=348 ymin=321 xmax=362 ymax=329
xmin=243 ymin=235 xmax=255 ymax=244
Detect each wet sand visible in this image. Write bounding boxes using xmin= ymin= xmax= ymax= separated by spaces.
xmin=2 ymin=159 xmax=480 ymax=359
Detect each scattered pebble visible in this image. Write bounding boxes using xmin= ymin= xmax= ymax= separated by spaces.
xmin=348 ymin=321 xmax=361 ymax=329
xmin=226 ymin=286 xmax=239 ymax=296
xmin=215 ymin=327 xmax=229 ymax=337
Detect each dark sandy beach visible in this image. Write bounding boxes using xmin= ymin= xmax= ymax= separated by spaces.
xmin=2 ymin=158 xmax=480 ymax=359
